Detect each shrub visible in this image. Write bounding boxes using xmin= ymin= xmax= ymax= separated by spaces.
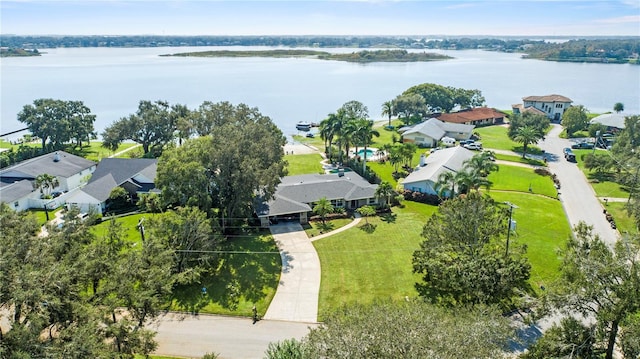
xmin=402 ymin=190 xmax=441 ymax=205
xmin=534 ymin=168 xmax=551 ymax=176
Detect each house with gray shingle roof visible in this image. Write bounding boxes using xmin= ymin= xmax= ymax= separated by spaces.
xmin=589 ymin=112 xmax=630 ymax=131
xmin=402 ymin=146 xmax=475 ymax=196
xmin=65 ymin=158 xmax=158 ymax=214
xmin=255 ymin=171 xmax=378 ymax=227
xmin=0 ymin=151 xmax=96 ymax=212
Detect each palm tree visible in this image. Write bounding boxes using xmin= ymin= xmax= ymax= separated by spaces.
xmin=35 ymin=173 xmax=59 ymax=197
xmin=435 ymin=171 xmax=456 ymax=199
xmin=381 ymin=101 xmax=394 ymax=128
xmin=375 ymin=181 xmax=395 ymax=208
xmin=352 ymin=119 xmax=380 ymax=173
xmin=313 ymin=197 xmax=334 ymax=224
xmin=464 ymin=151 xmax=499 ymax=177
xmin=514 ymin=126 xmax=542 ymax=159
xmin=455 ymin=168 xmax=491 ymax=194
xmin=319 ymin=113 xmax=340 ymax=160
xmin=357 ymin=205 xmax=376 ymax=225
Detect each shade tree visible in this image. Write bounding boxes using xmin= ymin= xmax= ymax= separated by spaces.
xmin=412 ymin=192 xmax=531 ymax=306
xmin=561 ymin=105 xmax=590 ymax=138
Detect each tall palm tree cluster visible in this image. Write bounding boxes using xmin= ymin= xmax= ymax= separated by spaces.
xmin=318 ymin=101 xmax=380 ymax=173
xmin=435 ymin=151 xmax=498 ymax=199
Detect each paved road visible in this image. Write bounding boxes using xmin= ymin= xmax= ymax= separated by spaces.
xmin=540 ymin=124 xmax=619 ymax=246
xmin=152 ymin=313 xmax=317 ymax=359
xmin=265 ymin=222 xmax=321 ymax=322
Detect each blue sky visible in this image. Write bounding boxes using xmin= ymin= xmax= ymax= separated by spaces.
xmin=1 ymin=1 xmax=639 ymax=36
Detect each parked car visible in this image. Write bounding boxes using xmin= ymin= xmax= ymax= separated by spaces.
xmin=459 ymin=139 xmax=475 ymax=146
xmin=429 ymin=146 xmax=445 ymax=153
xmin=571 ymin=142 xmax=594 ymax=149
xmin=463 ymin=143 xmax=483 ymax=151
xmin=563 ymin=147 xmax=576 ymax=162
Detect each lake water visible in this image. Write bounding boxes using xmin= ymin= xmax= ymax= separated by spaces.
xmin=1 ymin=46 xmax=639 ymax=140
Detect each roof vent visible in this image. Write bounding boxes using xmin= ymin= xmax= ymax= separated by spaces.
xmin=53 ymin=152 xmax=61 ymax=162
xmin=338 ymin=168 xmax=344 ymax=177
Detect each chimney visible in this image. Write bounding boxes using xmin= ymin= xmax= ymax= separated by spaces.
xmin=419 ymin=153 xmax=426 ymax=167
xmin=53 ymin=152 xmax=61 ymax=162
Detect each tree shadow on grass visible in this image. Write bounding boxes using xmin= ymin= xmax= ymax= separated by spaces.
xmin=170 ymin=229 xmax=281 ymax=316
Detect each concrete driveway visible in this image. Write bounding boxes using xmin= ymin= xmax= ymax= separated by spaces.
xmin=540 ymin=124 xmax=619 ymax=246
xmin=265 ymin=221 xmax=321 ymax=323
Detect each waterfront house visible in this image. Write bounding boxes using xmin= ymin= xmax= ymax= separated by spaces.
xmin=0 ymin=151 xmax=96 ymax=212
xmin=400 ymin=118 xmax=475 ymax=147
xmin=65 ymin=158 xmax=158 ymax=214
xmin=436 ymin=107 xmax=506 ymax=127
xmin=513 ymin=94 xmax=573 ymax=121
xmin=402 ymin=146 xmax=474 ymax=196
xmin=255 ymin=171 xmax=378 ymax=227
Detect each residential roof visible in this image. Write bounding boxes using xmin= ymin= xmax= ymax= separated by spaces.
xmin=0 ymin=179 xmax=34 ymax=203
xmin=81 ymin=158 xmax=157 ymax=201
xmin=512 ymin=104 xmax=547 ymax=116
xmin=0 ymin=151 xmax=95 ymax=188
xmin=437 ymin=107 xmax=506 ymax=124
xmin=590 ymin=113 xmax=629 ymax=129
xmin=402 ymin=118 xmax=445 ymax=139
xmin=402 ymin=118 xmax=474 ymax=138
xmin=256 ymin=172 xmax=378 ymax=217
xmin=522 ymin=94 xmax=572 ymax=103
xmin=403 ymin=146 xmax=475 ymax=186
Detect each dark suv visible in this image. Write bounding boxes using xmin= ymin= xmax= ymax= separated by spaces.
xmin=571 ymin=142 xmax=594 ymax=149
xmin=563 ymin=147 xmax=576 ymax=162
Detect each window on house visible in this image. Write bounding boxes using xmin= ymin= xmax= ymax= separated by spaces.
xmin=368 ymin=198 xmax=376 ymax=205
xmin=14 ymin=201 xmax=19 ymax=207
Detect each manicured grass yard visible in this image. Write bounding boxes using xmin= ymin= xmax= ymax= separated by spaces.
xmin=488 ymin=164 xmax=558 ymax=198
xmin=91 ymin=213 xmax=281 ymax=317
xmin=313 ymin=201 xmax=437 ymax=320
xmin=602 ymin=200 xmax=636 ymax=235
xmin=573 ymin=149 xmax=630 ymax=198
xmin=284 ymin=153 xmax=324 ymax=175
xmin=474 ymin=125 xmax=516 ymax=151
xmin=304 ymin=217 xmax=354 ymax=238
xmin=487 ymin=191 xmax=571 ymax=291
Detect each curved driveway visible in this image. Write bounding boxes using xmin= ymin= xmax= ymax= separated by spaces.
xmin=539 ymin=124 xmax=619 ymax=245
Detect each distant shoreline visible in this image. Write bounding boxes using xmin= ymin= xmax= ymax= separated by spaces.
xmin=161 ymin=49 xmax=453 ymax=63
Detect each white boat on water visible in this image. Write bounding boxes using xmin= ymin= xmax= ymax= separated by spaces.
xmin=296 ymin=121 xmax=311 ymax=131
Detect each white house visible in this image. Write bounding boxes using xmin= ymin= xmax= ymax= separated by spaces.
xmin=400 ymin=118 xmax=475 ymax=147
xmin=590 ymin=113 xmax=630 ymax=131
xmin=513 ymin=94 xmax=573 ymax=121
xmin=0 ymin=151 xmax=96 ymax=212
xmin=65 ymin=158 xmax=158 ymax=214
xmin=402 ymin=147 xmax=475 ymax=196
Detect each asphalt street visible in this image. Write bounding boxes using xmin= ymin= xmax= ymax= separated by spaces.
xmin=540 ymin=124 xmax=619 ymax=246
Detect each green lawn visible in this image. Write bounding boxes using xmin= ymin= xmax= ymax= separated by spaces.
xmin=304 ymin=217 xmax=354 ymax=238
xmin=602 ymin=200 xmax=636 ymax=235
xmin=488 ymin=164 xmax=558 ymax=198
xmin=487 ymin=191 xmax=571 ymax=291
xmin=92 ymin=213 xmax=149 ymax=245
xmin=29 ymin=206 xmax=63 ymax=225
xmin=91 ymin=213 xmax=280 ymax=318
xmin=313 ymin=201 xmax=437 ymax=320
xmin=474 ymin=125 xmax=515 ymax=151
xmin=0 ymin=140 xmax=137 ymax=162
xmin=494 ymin=153 xmax=545 ymax=167
xmin=169 ymin=231 xmax=280 ymax=317
xmin=284 ymin=153 xmax=324 ymax=175
xmin=573 ymin=149 xmax=630 ymax=198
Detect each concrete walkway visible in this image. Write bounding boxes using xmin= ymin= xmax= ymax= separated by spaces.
xmin=265 ymin=221 xmax=321 ymax=323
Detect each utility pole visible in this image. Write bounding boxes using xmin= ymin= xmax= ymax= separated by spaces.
xmin=504 ymin=202 xmax=518 ymax=257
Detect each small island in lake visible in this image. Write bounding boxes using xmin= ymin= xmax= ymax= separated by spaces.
xmin=0 ymin=48 xmax=41 ymax=57
xmin=161 ymin=49 xmax=453 ymax=63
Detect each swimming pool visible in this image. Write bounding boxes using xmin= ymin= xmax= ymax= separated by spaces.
xmin=355 ymin=148 xmax=376 ymax=157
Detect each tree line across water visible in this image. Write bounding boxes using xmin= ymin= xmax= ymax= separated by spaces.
xmin=2 ymin=35 xmax=638 ymax=63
